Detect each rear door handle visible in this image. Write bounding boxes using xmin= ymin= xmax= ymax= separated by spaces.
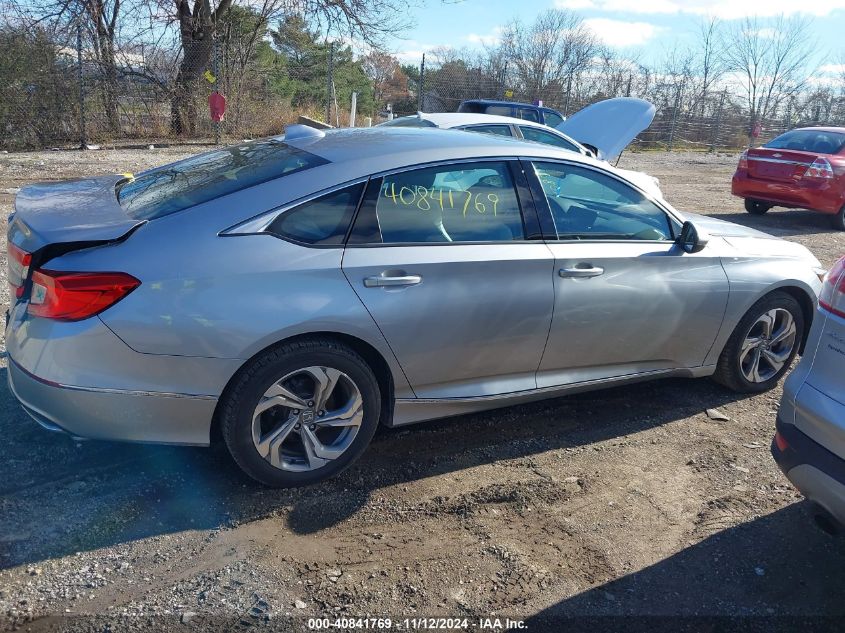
xmin=559 ymin=265 xmax=604 ymax=278
xmin=363 ymin=274 xmax=422 ymax=288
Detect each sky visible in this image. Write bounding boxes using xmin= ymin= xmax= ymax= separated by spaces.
xmin=384 ymin=0 xmax=845 ymax=81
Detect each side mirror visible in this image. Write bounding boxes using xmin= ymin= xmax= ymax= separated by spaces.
xmin=677 ymin=220 xmax=708 ymax=254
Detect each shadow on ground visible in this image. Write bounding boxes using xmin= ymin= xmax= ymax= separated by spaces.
xmin=709 ymin=208 xmax=837 ymax=239
xmin=1 ymin=367 xmax=746 ymax=568
xmin=525 ymin=502 xmax=845 ymax=631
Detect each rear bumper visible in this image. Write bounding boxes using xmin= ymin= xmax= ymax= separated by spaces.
xmin=8 ymin=358 xmax=217 ymax=445
xmin=731 ymin=173 xmax=843 ymax=214
xmin=4 ymin=302 xmax=239 ymax=446
xmin=773 ymin=414 xmax=845 ymax=529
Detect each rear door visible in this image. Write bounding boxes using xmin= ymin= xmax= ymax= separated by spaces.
xmin=525 ymin=159 xmax=729 ymax=387
xmin=342 ymin=159 xmax=555 ymax=399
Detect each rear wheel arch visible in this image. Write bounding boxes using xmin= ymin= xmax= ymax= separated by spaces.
xmin=210 ymin=332 xmax=396 ymax=446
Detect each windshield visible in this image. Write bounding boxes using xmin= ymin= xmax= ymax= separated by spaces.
xmin=764 ymin=130 xmax=845 ymax=155
xmin=117 ymin=138 xmax=328 ymax=220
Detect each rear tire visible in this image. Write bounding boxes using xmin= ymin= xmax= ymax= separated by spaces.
xmin=713 ymin=291 xmax=804 ymax=393
xmin=831 ymin=205 xmax=845 ymax=231
xmin=220 ymin=338 xmax=381 ymax=487
xmin=744 ymin=199 xmax=771 ymax=215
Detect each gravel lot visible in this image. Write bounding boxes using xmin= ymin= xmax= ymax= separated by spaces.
xmin=0 ymin=148 xmax=844 ymax=632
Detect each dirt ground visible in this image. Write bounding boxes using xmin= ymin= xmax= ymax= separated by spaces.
xmin=0 ymin=148 xmax=844 ymax=633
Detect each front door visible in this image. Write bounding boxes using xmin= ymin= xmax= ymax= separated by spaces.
xmin=342 ymin=160 xmax=555 ymax=399
xmin=525 ymin=159 xmax=729 ymax=388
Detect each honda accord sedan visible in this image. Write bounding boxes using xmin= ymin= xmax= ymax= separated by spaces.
xmin=6 ymin=125 xmax=824 ymax=486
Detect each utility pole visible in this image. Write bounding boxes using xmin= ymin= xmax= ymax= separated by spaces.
xmin=709 ymin=89 xmax=726 ymax=152
xmin=325 ymin=41 xmax=334 ymax=124
xmin=563 ymin=74 xmax=572 ymax=116
xmin=668 ymin=83 xmax=683 ymax=152
xmin=417 ymin=54 xmax=425 ymax=112
xmin=77 ymin=24 xmax=86 ymax=149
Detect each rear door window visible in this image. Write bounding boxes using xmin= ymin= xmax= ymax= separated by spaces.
xmin=516 ymin=108 xmax=540 ymax=122
xmin=543 ymin=111 xmax=564 ymax=128
xmin=349 ymin=162 xmax=525 ymax=244
xmin=483 ymin=105 xmax=515 ymax=117
xmin=265 ymin=183 xmax=365 ymax=245
xmin=117 ymin=138 xmax=328 ymax=220
xmin=461 ymin=124 xmax=513 ymax=137
xmin=519 ymin=126 xmax=581 ymax=152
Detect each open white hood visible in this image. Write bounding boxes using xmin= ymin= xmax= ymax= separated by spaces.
xmin=557 ymin=97 xmax=656 ymax=161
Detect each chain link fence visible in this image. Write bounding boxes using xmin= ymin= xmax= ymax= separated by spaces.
xmin=415 ymin=57 xmax=845 ymax=150
xmin=2 ymin=24 xmax=844 ymax=152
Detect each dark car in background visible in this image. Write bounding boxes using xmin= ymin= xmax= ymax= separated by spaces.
xmin=731 ymin=127 xmax=845 ymax=230
xmin=458 ymin=99 xmax=564 ymax=127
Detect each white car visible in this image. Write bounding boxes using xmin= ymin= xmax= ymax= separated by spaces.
xmin=380 ymin=98 xmax=662 ymax=197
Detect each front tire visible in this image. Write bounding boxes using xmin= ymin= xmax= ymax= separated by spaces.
xmin=220 ymin=338 xmax=381 ymax=487
xmin=744 ymin=199 xmax=771 ymax=215
xmin=713 ymin=291 xmax=804 ymax=393
xmin=831 ymin=205 xmax=845 ymax=231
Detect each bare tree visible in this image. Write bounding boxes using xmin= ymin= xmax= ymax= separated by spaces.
xmin=690 ymin=17 xmax=726 ymax=116
xmin=498 ymin=9 xmax=597 ymax=105
xmin=723 ymin=14 xmax=814 ymax=143
xmin=164 ymin=0 xmax=411 ymax=135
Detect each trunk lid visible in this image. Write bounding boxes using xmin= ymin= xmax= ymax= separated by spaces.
xmin=9 ymin=175 xmax=144 ymax=253
xmin=745 ymin=148 xmax=816 ymax=182
xmin=556 ymin=97 xmax=656 ymax=161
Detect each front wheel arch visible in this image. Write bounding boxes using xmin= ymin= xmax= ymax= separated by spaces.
xmin=713 ymin=288 xmax=809 ymax=392
xmin=210 ymin=332 xmax=395 ymax=447
xmin=777 ymin=286 xmax=815 ymax=354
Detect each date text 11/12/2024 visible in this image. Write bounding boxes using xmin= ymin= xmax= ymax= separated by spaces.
xmin=306 ymin=617 xmax=527 ymax=630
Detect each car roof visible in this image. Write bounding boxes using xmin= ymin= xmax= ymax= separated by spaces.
xmin=416 ymin=112 xmax=553 ymax=128
xmin=787 ymin=127 xmax=845 ymax=134
xmin=462 ymin=99 xmax=561 ymax=112
xmin=282 ymin=126 xmax=599 ymax=178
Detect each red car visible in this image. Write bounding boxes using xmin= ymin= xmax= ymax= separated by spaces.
xmin=731 ymin=127 xmax=845 ymax=230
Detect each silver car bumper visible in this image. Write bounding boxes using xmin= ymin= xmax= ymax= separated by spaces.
xmin=774 ymin=383 xmax=845 ymax=530
xmin=8 ymin=359 xmax=217 ymax=445
xmin=4 ymin=303 xmax=240 ymax=446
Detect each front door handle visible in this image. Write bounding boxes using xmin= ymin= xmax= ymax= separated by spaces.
xmin=364 ymin=274 xmax=422 ymax=288
xmin=559 ymin=265 xmax=604 ymax=278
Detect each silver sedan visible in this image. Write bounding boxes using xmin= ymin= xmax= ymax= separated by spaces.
xmin=6 ymin=125 xmax=824 ymax=486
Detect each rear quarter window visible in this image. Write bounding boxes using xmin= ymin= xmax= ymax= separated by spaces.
xmin=265 ymin=183 xmax=365 ymax=246
xmin=117 ymin=138 xmax=328 ymax=220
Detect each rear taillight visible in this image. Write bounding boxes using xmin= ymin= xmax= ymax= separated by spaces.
xmin=819 ymin=256 xmax=845 ymax=319
xmin=803 ymin=157 xmax=835 ymax=180
xmin=738 ymin=150 xmax=748 ymax=170
xmin=774 ymin=431 xmax=789 ymax=453
xmin=7 ymin=242 xmax=32 ymax=299
xmin=28 ymin=270 xmax=140 ymax=321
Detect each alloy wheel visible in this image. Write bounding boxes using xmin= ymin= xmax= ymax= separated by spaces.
xmin=739 ymin=308 xmax=797 ymax=383
xmin=251 ymin=366 xmax=363 ymax=472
